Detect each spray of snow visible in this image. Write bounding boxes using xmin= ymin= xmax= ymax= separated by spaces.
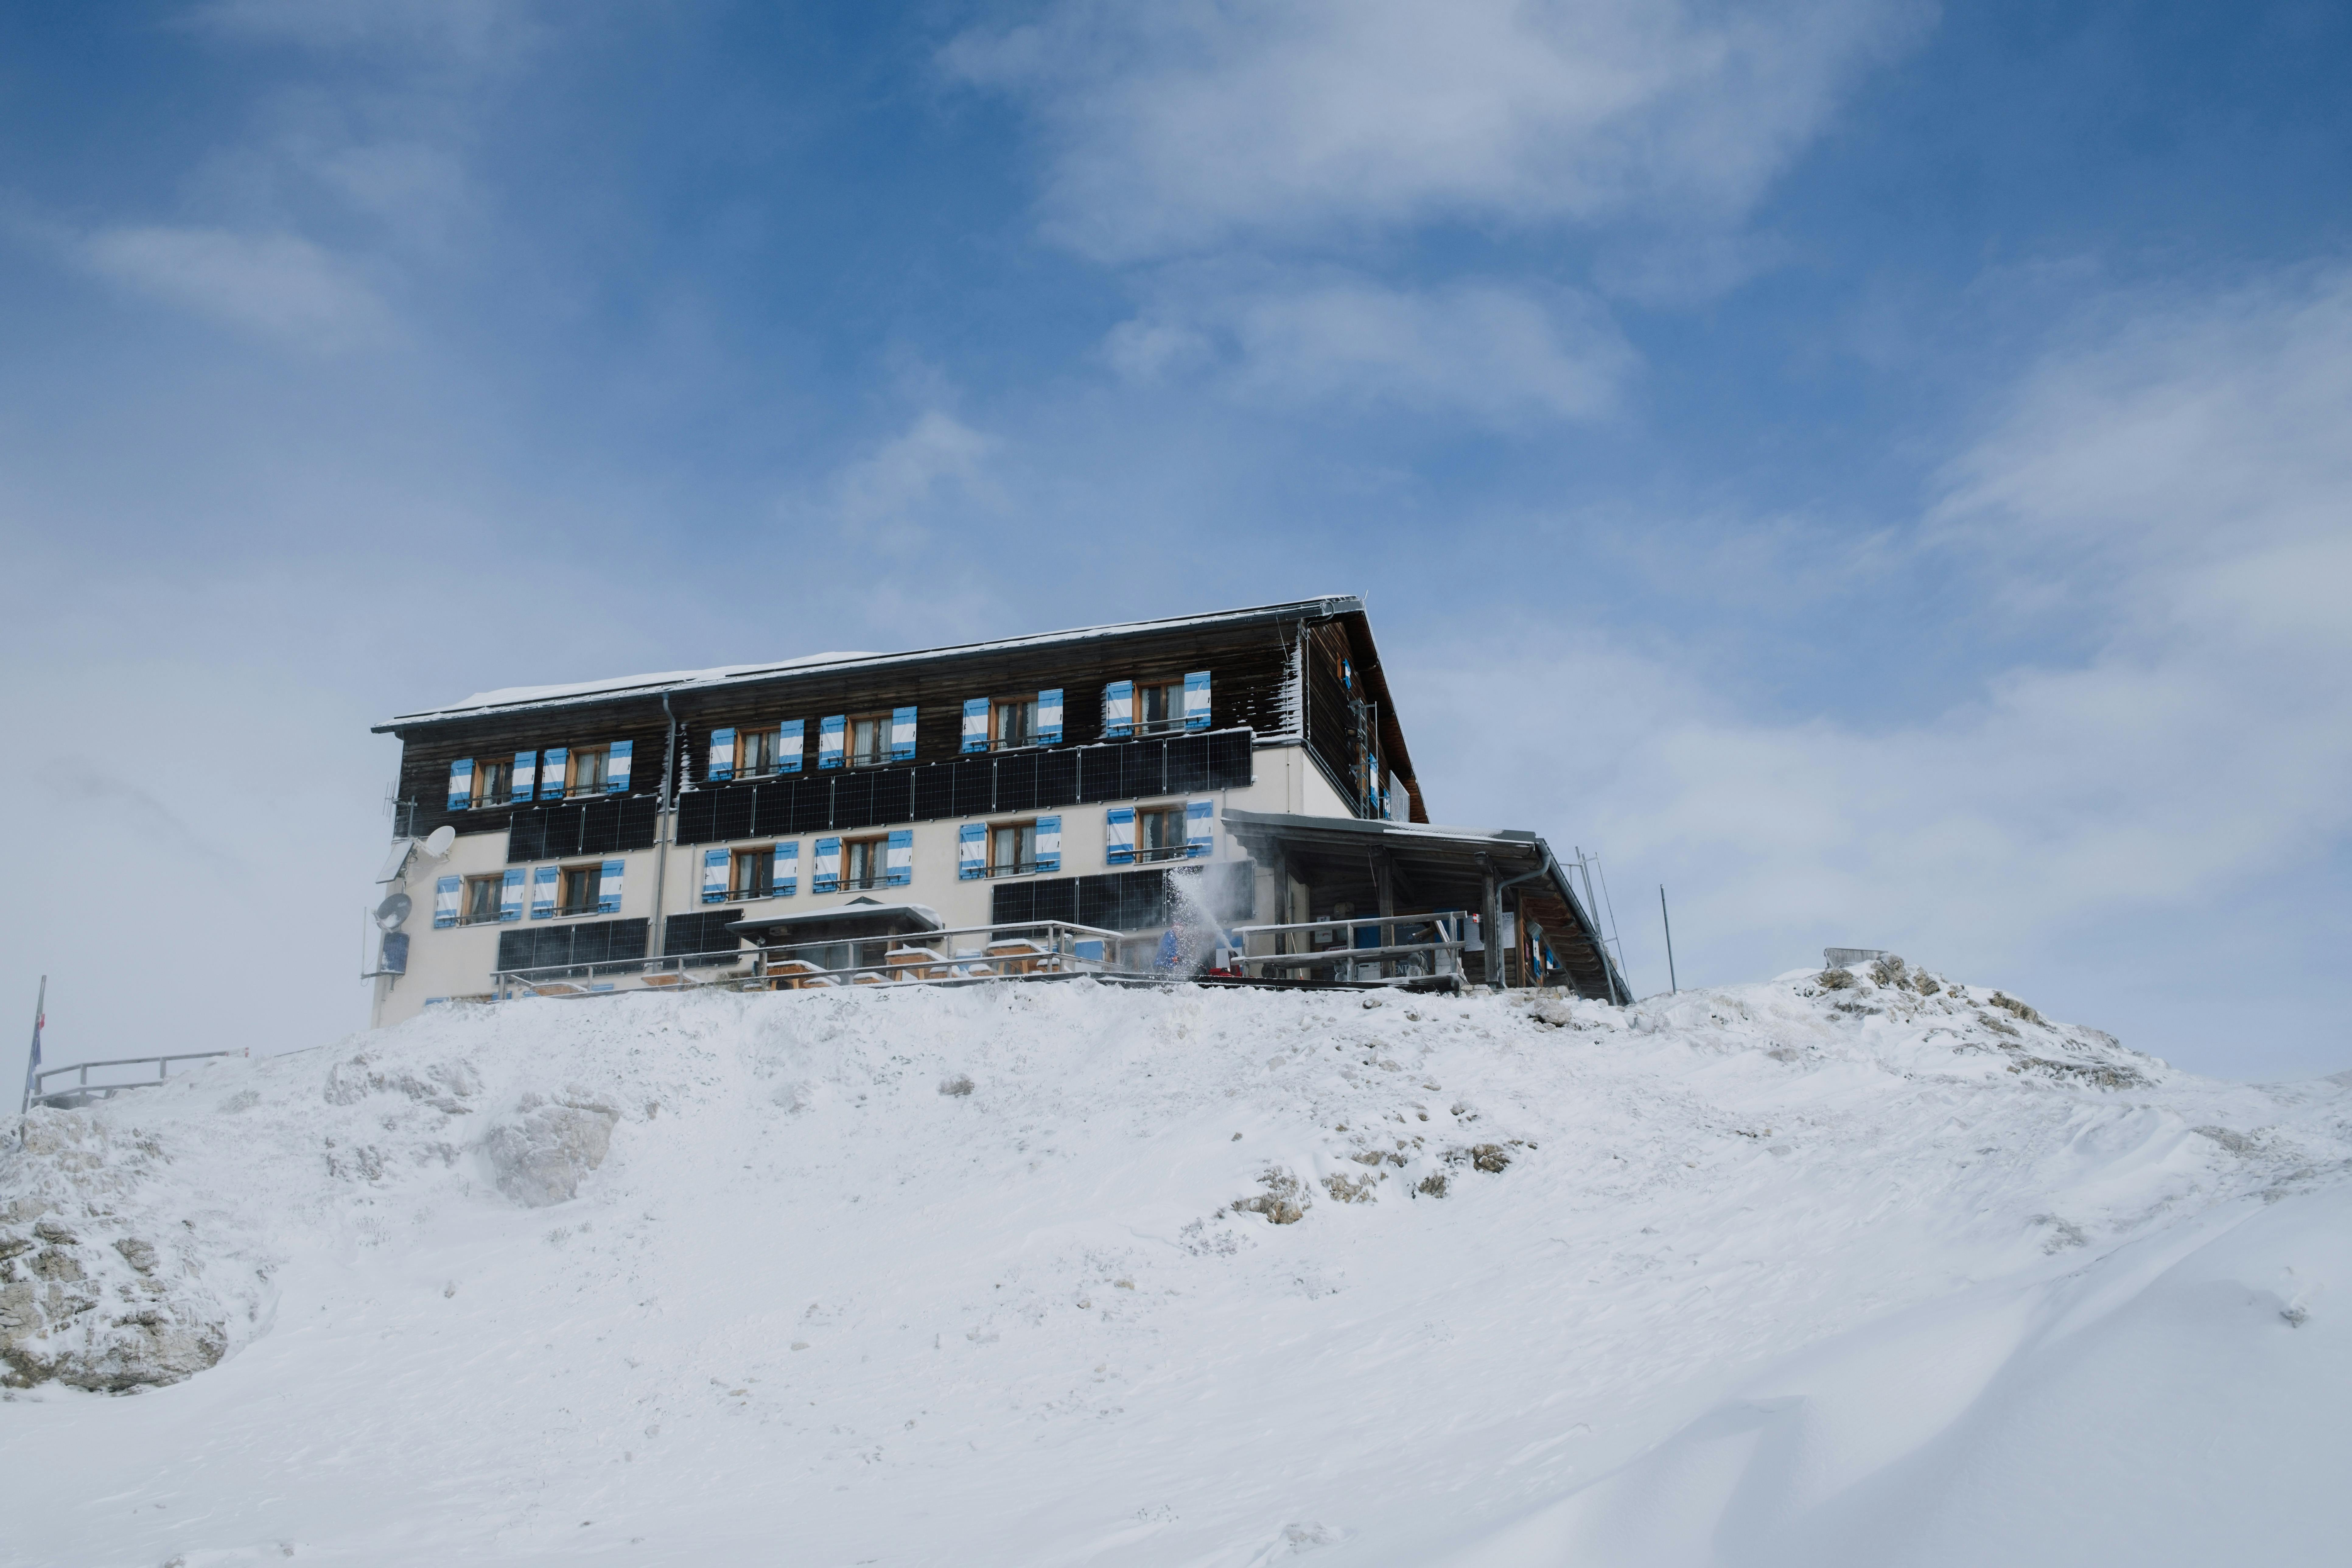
xmin=2 ymin=960 xmax=2346 ymax=1564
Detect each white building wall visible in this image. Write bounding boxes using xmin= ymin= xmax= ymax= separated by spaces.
xmin=370 ymin=741 xmax=1349 ymax=1029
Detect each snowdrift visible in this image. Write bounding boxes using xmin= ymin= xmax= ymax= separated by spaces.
xmin=2 ymin=961 xmax=2346 ymax=1566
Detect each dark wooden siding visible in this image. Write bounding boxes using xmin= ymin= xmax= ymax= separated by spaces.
xmin=381 ymin=607 xmax=1430 ymax=839
xmin=396 ymin=703 xmax=673 ymax=842
xmin=671 ymin=618 xmax=1300 ymax=784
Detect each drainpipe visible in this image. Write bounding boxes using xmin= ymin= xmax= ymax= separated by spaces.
xmin=649 ymin=692 xmax=678 ymax=959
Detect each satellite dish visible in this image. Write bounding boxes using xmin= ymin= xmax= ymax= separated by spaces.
xmin=423 ymin=825 xmax=457 ymax=859
xmin=374 ymin=892 xmax=413 ymax=933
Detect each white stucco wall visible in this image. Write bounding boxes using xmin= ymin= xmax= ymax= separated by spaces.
xmin=369 ymin=741 xmax=1356 ymax=1028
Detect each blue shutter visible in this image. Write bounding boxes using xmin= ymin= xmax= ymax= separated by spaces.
xmin=961 ymin=698 xmax=989 ymax=753
xmin=890 ymin=707 xmax=918 ymax=762
xmin=886 ymin=828 xmax=913 ymax=886
xmin=774 ymin=841 xmax=798 ymax=896
xmin=539 ymin=747 xmax=567 ymax=800
xmin=607 ymin=740 xmax=632 ymax=793
xmin=701 ymin=848 xmax=728 ymax=905
xmin=1036 ymin=689 xmax=1063 ymax=745
xmin=817 ymin=716 xmax=845 ymax=769
xmin=530 ymin=866 xmax=558 ymax=919
xmin=778 ymin=719 xmax=804 ymax=773
xmin=1186 ymin=799 xmax=1214 ymax=857
xmin=957 ymin=823 xmax=985 ymax=879
xmin=597 ymin=858 xmax=625 ymax=915
xmin=511 ymin=752 xmax=537 ymax=804
xmin=1104 ymin=807 xmax=1136 ymax=865
xmin=1035 ymin=814 xmax=1061 ymax=873
xmin=499 ymin=867 xmax=525 ymax=922
xmin=446 ymin=759 xmax=474 ymax=811
xmin=432 ymin=875 xmax=460 ymax=928
xmin=813 ymin=837 xmax=841 ymax=893
xmin=1103 ymin=681 xmax=1133 ymax=739
xmin=1184 ymin=671 xmax=1211 ymax=730
xmin=708 ymin=728 xmax=736 ymax=782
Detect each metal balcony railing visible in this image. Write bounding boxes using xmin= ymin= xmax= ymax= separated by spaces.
xmin=487 ymin=919 xmax=1131 ymax=999
xmin=1223 ymin=914 xmax=1470 ymax=985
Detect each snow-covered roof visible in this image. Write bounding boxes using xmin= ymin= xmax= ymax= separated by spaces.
xmin=380 ymin=596 xmax=1363 ymax=729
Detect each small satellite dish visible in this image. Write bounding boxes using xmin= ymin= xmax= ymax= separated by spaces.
xmin=423 ymin=825 xmax=457 ymax=858
xmin=374 ymin=892 xmax=413 ymax=933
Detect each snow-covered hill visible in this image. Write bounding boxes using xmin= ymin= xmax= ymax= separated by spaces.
xmin=3 ymin=961 xmax=2347 ymax=1566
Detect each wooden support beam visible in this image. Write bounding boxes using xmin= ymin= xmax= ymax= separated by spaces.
xmin=1481 ymin=861 xmax=1503 ymax=992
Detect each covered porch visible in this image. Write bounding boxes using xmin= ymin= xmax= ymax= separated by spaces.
xmin=1220 ymin=809 xmax=1631 ymax=1001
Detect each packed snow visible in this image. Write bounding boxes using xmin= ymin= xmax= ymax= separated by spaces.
xmin=3 ymin=960 xmax=2347 ymax=1565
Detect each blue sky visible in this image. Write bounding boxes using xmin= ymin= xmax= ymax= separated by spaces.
xmin=3 ymin=1 xmax=2347 ymax=1078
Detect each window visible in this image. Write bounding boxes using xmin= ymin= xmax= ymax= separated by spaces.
xmin=461 ymin=874 xmax=505 ymax=925
xmin=568 ymin=746 xmax=610 ymax=796
xmin=474 ymin=758 xmax=511 ymax=807
xmin=842 ymin=835 xmax=889 ymax=890
xmin=558 ymin=863 xmax=603 ymax=916
xmin=1136 ymin=679 xmax=1185 ymax=734
xmin=731 ymin=846 xmax=774 ymax=901
xmin=989 ymin=821 xmax=1037 ymax=877
xmin=739 ymin=726 xmax=781 ymax=778
xmin=1137 ymin=805 xmax=1187 ymax=862
xmin=993 ymin=696 xmax=1038 ymax=750
xmin=848 ymin=715 xmax=891 ymax=768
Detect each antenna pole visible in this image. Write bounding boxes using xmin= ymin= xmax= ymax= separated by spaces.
xmin=1658 ymin=887 xmax=1678 ymax=995
xmin=19 ymin=975 xmax=45 ymax=1118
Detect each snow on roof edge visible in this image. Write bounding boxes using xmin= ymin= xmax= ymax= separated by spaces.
xmin=380 ymin=595 xmax=1362 ymax=728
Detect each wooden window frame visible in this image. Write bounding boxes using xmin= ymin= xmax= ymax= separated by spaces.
xmin=1132 ymin=678 xmax=1186 ymax=736
xmin=460 ymin=873 xmax=506 ymax=926
xmin=566 ymin=744 xmax=611 ymax=797
xmin=987 ymin=819 xmax=1038 ymax=878
xmin=738 ymin=726 xmax=782 ymax=779
xmin=845 ymin=713 xmax=895 ymax=769
xmin=730 ymin=845 xmax=775 ymax=901
xmin=473 ymin=757 xmax=512 ymax=808
xmin=840 ymin=834 xmax=891 ymax=891
xmin=1135 ymin=803 xmax=1188 ymax=863
xmin=557 ymin=862 xmax=603 ymax=917
xmin=991 ymin=695 xmax=1040 ymax=751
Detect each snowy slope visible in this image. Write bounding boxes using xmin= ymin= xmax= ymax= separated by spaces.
xmin=2 ymin=963 xmax=2347 ymax=1566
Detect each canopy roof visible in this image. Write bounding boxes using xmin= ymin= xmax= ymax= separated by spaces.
xmin=725 ymin=898 xmax=944 ymax=942
xmin=1220 ymin=809 xmax=1629 ymax=1003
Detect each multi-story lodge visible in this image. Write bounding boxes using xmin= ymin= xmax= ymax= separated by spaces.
xmin=365 ymin=597 xmax=1628 ymax=1025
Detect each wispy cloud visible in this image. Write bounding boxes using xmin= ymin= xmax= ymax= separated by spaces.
xmin=1398 ymin=266 xmax=2352 ymax=1065
xmin=1108 ymin=272 xmax=1636 ymax=424
xmin=801 ymin=408 xmax=1003 ymax=558
xmin=81 ymin=225 xmax=394 ymax=351
xmin=947 ymin=0 xmax=1932 ymax=263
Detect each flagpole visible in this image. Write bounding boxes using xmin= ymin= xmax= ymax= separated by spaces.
xmin=19 ymin=975 xmax=43 ymax=1118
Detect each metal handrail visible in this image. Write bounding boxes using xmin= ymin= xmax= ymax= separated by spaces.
xmin=31 ymin=1050 xmax=240 ymax=1107
xmin=489 ymin=919 xmax=1130 ymax=999
xmin=1224 ymin=913 xmax=1470 ymax=984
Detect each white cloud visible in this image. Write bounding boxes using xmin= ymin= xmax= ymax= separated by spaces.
xmin=82 ymin=226 xmax=393 ymax=351
xmin=1112 ymin=272 xmax=1635 ymax=422
xmin=812 ymin=409 xmax=1003 ymax=558
xmin=1395 ymin=268 xmax=2352 ymax=1071
xmin=947 ymin=0 xmax=1931 ymax=263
